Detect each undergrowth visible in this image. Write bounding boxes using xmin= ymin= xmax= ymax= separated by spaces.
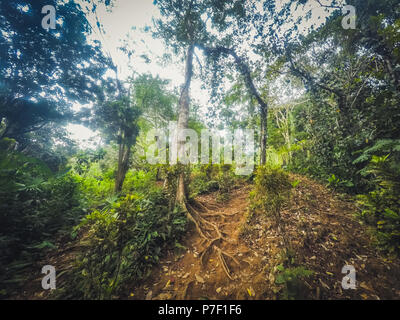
xmin=54 ymin=189 xmax=187 ymax=299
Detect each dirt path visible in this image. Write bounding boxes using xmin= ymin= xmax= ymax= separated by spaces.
xmin=130 ymin=175 xmax=400 ymax=300
xmin=130 ymin=185 xmax=253 ymax=300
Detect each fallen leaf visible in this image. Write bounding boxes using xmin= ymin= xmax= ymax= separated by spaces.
xmin=360 ymin=282 xmax=373 ymax=292
xmin=216 ymin=287 xmax=222 ymax=293
xmin=247 ymin=287 xmax=255 ymax=297
xmin=157 ymin=293 xmax=172 ymax=300
xmin=195 ymin=274 xmax=205 ymax=283
xmin=319 ymin=279 xmax=330 ymax=290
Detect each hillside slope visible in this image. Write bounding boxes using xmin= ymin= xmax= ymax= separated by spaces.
xmin=130 ymin=174 xmax=400 ymax=300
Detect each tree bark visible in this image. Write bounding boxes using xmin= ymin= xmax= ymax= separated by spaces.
xmin=176 ymin=44 xmax=194 ymax=205
xmin=260 ymin=106 xmax=267 ymax=165
xmin=114 ymin=140 xmax=131 ymax=193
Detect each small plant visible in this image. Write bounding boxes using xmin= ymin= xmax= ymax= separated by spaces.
xmin=326 ymin=174 xmax=354 ymax=191
xmin=216 ymin=164 xmax=235 ymax=202
xmin=275 ymin=264 xmax=313 ymax=300
xmin=249 ymin=166 xmax=293 ymax=251
xmin=250 ymin=166 xmax=292 ymax=217
xmin=291 ymin=179 xmax=300 ymax=188
xmin=189 ymin=168 xmax=219 ymax=197
xmin=357 ymin=154 xmax=400 ymax=255
xmin=238 ymin=222 xmax=254 ymax=239
xmin=64 ymin=189 xmax=187 ymax=299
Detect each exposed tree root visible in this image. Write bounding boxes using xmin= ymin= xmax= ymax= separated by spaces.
xmin=182 ymin=280 xmax=194 ymax=300
xmin=202 ymin=211 xmax=238 ymax=218
xmin=181 ymin=199 xmax=239 ymax=280
xmin=197 ymin=200 xmax=221 ymax=211
xmin=215 ymin=246 xmax=239 ymax=280
xmin=194 ymin=201 xmax=211 ymax=212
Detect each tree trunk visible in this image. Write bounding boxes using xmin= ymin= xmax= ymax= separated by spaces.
xmin=176 ymin=44 xmax=194 ymax=205
xmin=260 ymin=106 xmax=267 ymax=166
xmin=285 ymin=105 xmax=292 ymax=163
xmin=114 ymin=141 xmax=131 ymax=193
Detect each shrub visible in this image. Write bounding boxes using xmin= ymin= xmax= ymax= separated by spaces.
xmin=357 ymin=154 xmax=400 ymax=255
xmin=250 ymin=166 xmax=292 ymax=217
xmin=64 ymin=189 xmax=187 ymax=299
xmin=188 ymin=164 xmax=218 ymax=196
xmin=248 ymin=166 xmax=293 ymax=250
xmin=215 ymin=164 xmax=236 ymax=202
xmin=275 ymin=265 xmax=313 ymax=300
xmin=122 ymin=169 xmax=157 ymax=194
xmin=326 ymin=173 xmax=354 ymax=191
xmin=190 ymin=173 xmax=219 ymax=197
xmin=73 ymin=163 xmax=114 ymax=207
xmin=189 ymin=164 xmax=236 ymax=201
xmin=0 ymin=151 xmax=84 ymax=294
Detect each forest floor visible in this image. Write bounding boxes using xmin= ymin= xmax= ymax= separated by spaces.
xmin=17 ymin=174 xmax=400 ymax=300
xmin=130 ymin=174 xmax=400 ymax=300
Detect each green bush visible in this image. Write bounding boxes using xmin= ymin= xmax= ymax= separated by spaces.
xmin=64 ymin=189 xmax=187 ymax=299
xmin=74 ymin=163 xmax=114 ymax=207
xmin=326 ymin=173 xmax=354 ymax=191
xmin=191 ymin=164 xmax=238 ymax=202
xmin=190 ymin=174 xmax=219 ymax=197
xmin=0 ymin=151 xmax=84 ymax=293
xmin=122 ymin=169 xmax=157 ymax=194
xmin=357 ymin=154 xmax=400 ymax=255
xmin=250 ymin=166 xmax=292 ymax=216
xmin=214 ymin=164 xmax=235 ymax=202
xmin=275 ymin=265 xmax=313 ymax=300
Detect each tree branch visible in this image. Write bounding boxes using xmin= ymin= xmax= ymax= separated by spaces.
xmin=196 ymin=43 xmax=268 ymax=112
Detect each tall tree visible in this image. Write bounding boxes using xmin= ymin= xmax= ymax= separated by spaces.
xmin=153 ymin=0 xmax=250 ymax=204
xmin=0 ymin=0 xmax=110 ymax=144
xmin=153 ymin=1 xmax=250 ymax=280
xmin=90 ymin=78 xmax=141 ymax=193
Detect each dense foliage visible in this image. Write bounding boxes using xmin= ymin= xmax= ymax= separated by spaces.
xmin=60 ymin=189 xmax=187 ymax=299
xmin=0 ymin=148 xmax=83 ymax=295
xmin=357 ymin=152 xmax=400 ymax=255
